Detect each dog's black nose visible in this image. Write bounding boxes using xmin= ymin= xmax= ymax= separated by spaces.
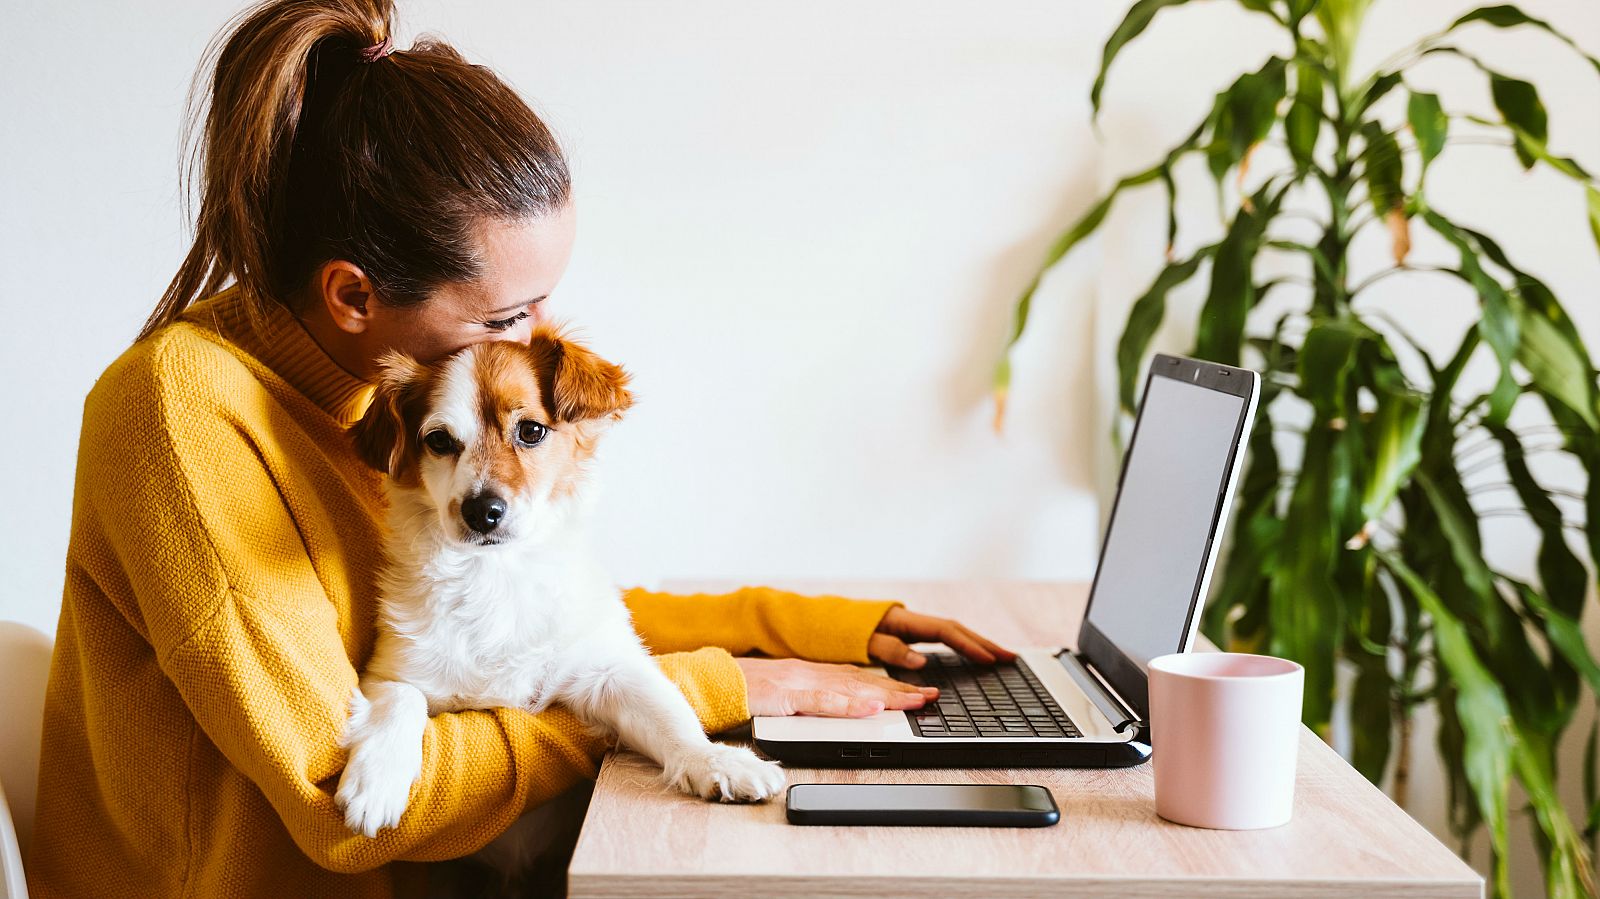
xmin=461 ymin=492 xmax=507 ymax=534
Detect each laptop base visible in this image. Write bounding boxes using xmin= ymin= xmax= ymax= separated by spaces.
xmin=753 ymin=737 xmax=1151 ymax=769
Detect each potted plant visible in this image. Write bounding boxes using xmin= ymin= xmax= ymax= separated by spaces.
xmin=991 ymin=2 xmax=1600 ymax=895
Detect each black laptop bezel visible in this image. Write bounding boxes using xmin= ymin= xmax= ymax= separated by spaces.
xmin=1074 ymin=353 xmax=1258 ymax=726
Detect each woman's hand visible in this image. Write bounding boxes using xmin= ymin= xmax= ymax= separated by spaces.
xmin=867 ymin=606 xmax=1017 ymax=669
xmin=733 ymin=607 xmax=1017 ymax=718
xmin=734 ymin=657 xmax=939 ymax=718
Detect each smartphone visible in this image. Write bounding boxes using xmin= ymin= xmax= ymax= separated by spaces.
xmin=785 ymin=783 xmax=1059 ymax=827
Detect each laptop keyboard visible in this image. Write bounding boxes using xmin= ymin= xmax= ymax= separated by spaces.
xmin=888 ymin=651 xmax=1081 ymax=739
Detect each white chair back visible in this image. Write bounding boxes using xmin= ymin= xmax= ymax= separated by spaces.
xmin=0 ymin=621 xmax=52 ymax=899
xmin=0 ymin=787 xmax=25 ymax=899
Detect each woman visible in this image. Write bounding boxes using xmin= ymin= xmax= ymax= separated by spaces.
xmin=26 ymin=1 xmax=1015 ymax=896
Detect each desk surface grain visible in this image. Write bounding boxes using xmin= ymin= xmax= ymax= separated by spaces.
xmin=567 ymin=579 xmax=1482 ymax=899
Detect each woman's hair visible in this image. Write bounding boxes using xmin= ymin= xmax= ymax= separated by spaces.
xmin=138 ymin=0 xmax=570 ymax=341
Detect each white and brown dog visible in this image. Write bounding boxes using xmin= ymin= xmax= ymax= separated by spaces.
xmin=334 ymin=323 xmax=784 ymax=841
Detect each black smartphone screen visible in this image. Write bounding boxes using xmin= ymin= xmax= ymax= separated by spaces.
xmin=785 ymin=783 xmax=1059 ymax=827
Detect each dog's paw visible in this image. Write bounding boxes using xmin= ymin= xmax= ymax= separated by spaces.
xmin=334 ymin=739 xmax=421 ymax=837
xmin=668 ymin=744 xmax=786 ymax=803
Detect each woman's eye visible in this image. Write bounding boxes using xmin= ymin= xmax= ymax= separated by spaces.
xmin=517 ymin=420 xmax=549 ymax=447
xmin=484 ymin=310 xmax=531 ymax=331
xmin=423 ymin=430 xmax=458 ymax=455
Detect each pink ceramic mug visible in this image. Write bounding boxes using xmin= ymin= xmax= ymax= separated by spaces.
xmin=1147 ymin=652 xmax=1304 ymax=830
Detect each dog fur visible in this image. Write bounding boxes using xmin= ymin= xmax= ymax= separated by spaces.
xmin=334 ymin=324 xmax=784 ymax=850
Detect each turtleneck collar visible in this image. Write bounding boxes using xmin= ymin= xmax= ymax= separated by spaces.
xmin=180 ymin=286 xmax=376 ymax=427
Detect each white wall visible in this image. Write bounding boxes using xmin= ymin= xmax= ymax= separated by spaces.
xmin=0 ymin=0 xmax=1119 ymax=632
xmin=3 ymin=1 xmax=1597 ymax=894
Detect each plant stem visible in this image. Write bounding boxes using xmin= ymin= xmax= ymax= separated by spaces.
xmin=1395 ymin=703 xmax=1413 ymax=809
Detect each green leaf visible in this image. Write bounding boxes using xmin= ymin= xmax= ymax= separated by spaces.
xmin=1379 ymin=550 xmax=1514 ymax=897
xmin=1517 ymin=302 xmax=1600 ymax=431
xmin=1468 ymin=114 xmax=1594 ymax=182
xmin=1160 ymin=167 xmax=1179 ymax=253
xmin=1350 ymin=650 xmax=1394 ymax=783
xmin=1358 ymin=121 xmax=1404 ymax=214
xmin=1448 ymin=5 xmax=1600 ymax=80
xmin=1360 ymin=387 xmax=1425 ymax=525
xmin=1447 ymin=219 xmax=1600 ymax=430
xmin=1406 ymin=90 xmax=1447 ymax=170
xmin=1092 ymin=0 xmax=1280 ymax=116
xmin=991 ymin=160 xmax=1167 ymax=397
xmin=1430 ymin=45 xmax=1591 ymax=181
xmin=1512 ymin=729 xmax=1595 ymax=899
xmin=1206 ymin=498 xmax=1282 ymax=652
xmin=1423 ymin=48 xmax=1596 ymax=214
xmin=1203 ymin=318 xmax=1289 ymax=653
xmin=1506 ymin=578 xmax=1600 ymax=695
xmin=1115 ymin=249 xmax=1213 ymax=413
xmin=1588 ymin=184 xmax=1600 ymax=255
xmin=1435 ymin=682 xmax=1484 ymax=846
xmin=1414 ymin=472 xmax=1496 ymax=621
xmin=1421 ymin=210 xmax=1520 ymax=425
xmin=1286 ymin=0 xmax=1318 ymax=23
xmin=992 ymin=114 xmax=1211 ymax=409
xmin=1458 ymin=222 xmax=1591 ymax=349
xmin=1297 ymin=318 xmax=1365 ymax=418
xmin=1204 ymin=58 xmax=1289 ymax=189
xmin=1349 ymin=70 xmax=1402 ymax=123
xmin=1269 ymin=421 xmax=1349 ymax=732
xmin=1315 ymin=0 xmax=1373 ymax=84
xmin=1194 ymin=182 xmax=1285 ymax=365
xmin=1286 ymin=61 xmax=1324 ymax=168
xmin=1489 ymin=429 xmax=1589 ymax=619
xmin=1489 ymin=74 xmax=1548 ymax=169
xmin=1586 ymin=717 xmax=1599 ymax=847
xmin=1417 ymin=462 xmax=1565 ymax=736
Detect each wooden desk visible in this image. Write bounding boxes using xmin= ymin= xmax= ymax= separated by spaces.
xmin=568 ymin=580 xmax=1482 ymax=898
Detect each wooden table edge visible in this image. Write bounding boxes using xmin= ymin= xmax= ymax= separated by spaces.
xmin=568 ymin=871 xmax=1482 ymax=899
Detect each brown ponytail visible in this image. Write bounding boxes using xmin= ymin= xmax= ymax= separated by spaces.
xmin=139 ymin=0 xmax=571 ymax=342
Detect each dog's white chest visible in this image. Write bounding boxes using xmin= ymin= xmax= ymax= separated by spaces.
xmin=373 ymin=550 xmax=622 ymax=715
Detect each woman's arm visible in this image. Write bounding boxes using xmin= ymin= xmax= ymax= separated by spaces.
xmin=622 ymin=585 xmax=902 ymax=663
xmin=87 ymin=354 xmax=747 ymax=873
xmin=625 ymin=590 xmax=1019 ymax=719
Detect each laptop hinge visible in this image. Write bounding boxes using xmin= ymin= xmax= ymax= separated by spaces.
xmin=1056 ymin=651 xmax=1141 ymax=734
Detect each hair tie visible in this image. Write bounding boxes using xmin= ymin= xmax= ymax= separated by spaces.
xmin=358 ymin=34 xmax=394 ymax=63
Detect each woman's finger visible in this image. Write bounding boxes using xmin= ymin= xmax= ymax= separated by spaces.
xmin=853 ymin=666 xmax=937 ymax=692
xmin=867 ymin=633 xmax=926 ymax=668
xmin=954 ymin=622 xmax=1018 ymax=661
xmin=843 ymin=671 xmax=936 ymax=706
xmin=791 ymin=689 xmax=883 ymax=718
xmin=935 ymin=621 xmax=997 ymax=663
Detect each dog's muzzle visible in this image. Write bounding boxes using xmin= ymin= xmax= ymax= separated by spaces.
xmin=461 ymin=491 xmax=508 ymax=535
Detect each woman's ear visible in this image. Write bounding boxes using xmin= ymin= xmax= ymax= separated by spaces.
xmin=528 ymin=322 xmax=635 ymax=424
xmin=314 ymin=260 xmax=382 ymax=335
xmin=349 ymin=350 xmax=427 ymax=482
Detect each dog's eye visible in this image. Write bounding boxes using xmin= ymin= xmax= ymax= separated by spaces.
xmin=516 ymin=420 xmax=549 ymax=447
xmin=423 ymin=430 xmax=458 ymax=455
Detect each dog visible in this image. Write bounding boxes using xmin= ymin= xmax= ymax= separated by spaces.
xmin=333 ymin=323 xmax=786 ymax=848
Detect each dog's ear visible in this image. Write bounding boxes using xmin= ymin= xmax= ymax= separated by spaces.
xmin=528 ymin=322 xmax=635 ymax=425
xmin=349 ymin=350 xmax=427 ymax=483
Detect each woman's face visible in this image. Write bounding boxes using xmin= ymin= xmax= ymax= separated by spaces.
xmin=310 ymin=203 xmax=579 ymax=378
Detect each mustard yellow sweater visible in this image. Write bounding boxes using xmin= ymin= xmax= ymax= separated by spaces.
xmin=27 ymin=288 xmax=898 ymax=899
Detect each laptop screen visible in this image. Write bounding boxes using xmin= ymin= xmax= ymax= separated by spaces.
xmin=1078 ymin=356 xmax=1256 ymax=717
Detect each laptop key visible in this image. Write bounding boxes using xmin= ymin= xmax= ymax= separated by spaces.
xmin=891 ymin=655 xmax=1079 ymax=741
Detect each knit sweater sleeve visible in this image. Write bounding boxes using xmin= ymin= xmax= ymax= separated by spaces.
xmin=623 ymin=585 xmax=903 ymax=664
xmin=83 ymin=339 xmax=746 ymax=873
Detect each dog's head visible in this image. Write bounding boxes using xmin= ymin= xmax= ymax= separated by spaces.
xmin=349 ymin=322 xmax=634 ymax=546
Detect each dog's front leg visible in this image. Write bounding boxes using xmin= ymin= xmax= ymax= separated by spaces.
xmin=559 ymin=651 xmax=786 ymax=802
xmin=334 ymin=677 xmax=430 ymax=836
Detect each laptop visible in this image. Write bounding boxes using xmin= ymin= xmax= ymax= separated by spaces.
xmin=752 ymin=353 xmax=1260 ymax=768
